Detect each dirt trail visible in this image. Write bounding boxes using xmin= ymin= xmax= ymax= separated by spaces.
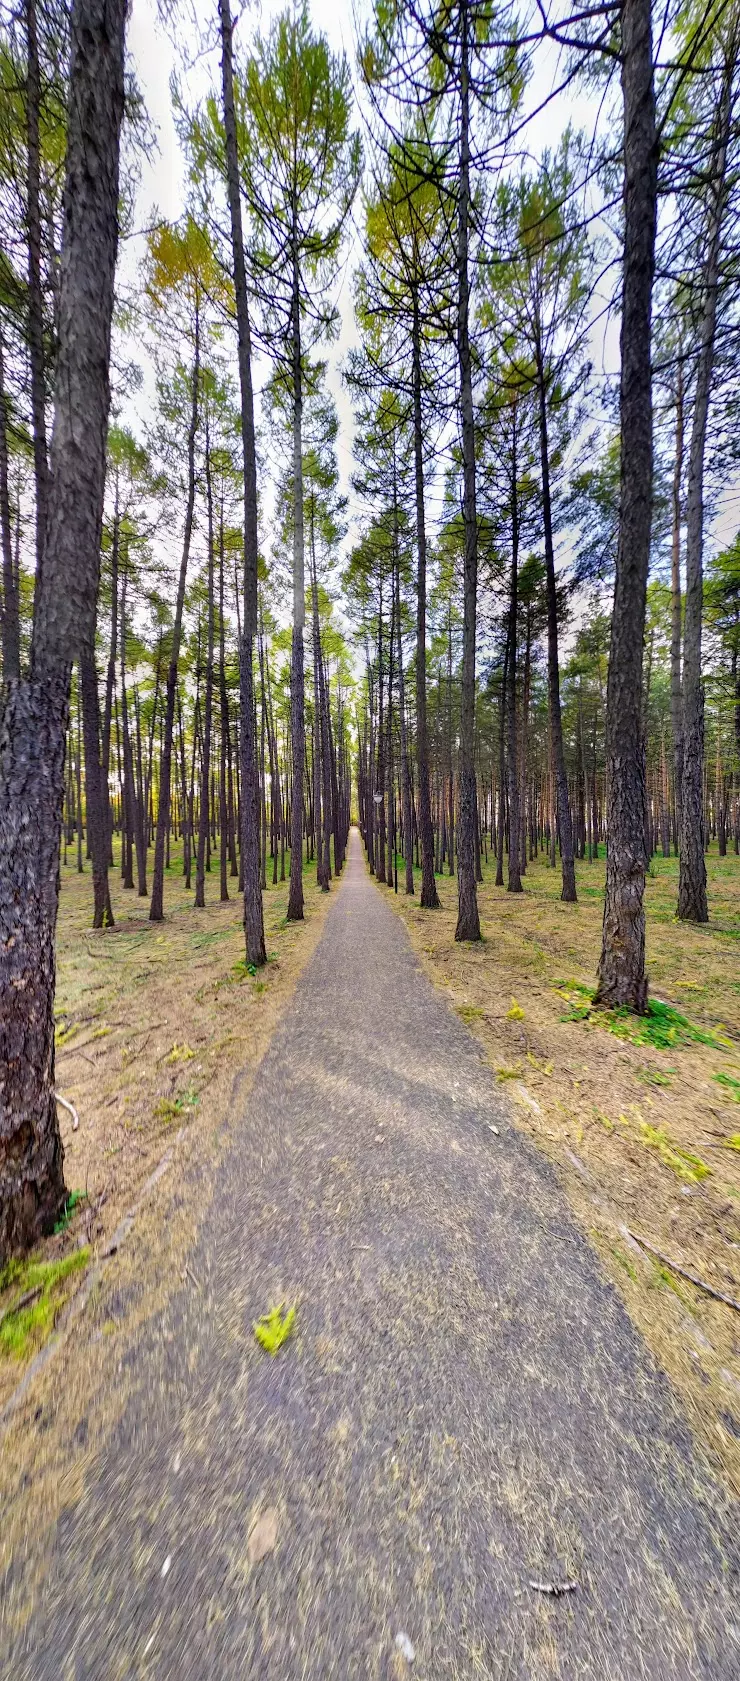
xmin=3 ymin=830 xmax=739 ymax=1679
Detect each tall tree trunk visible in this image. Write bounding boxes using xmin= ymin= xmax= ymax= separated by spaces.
xmin=0 ymin=0 xmax=126 ymax=1259
xmin=670 ymin=355 xmax=684 ymax=839
xmin=495 ymin=644 xmax=508 ymax=888
xmin=0 ymin=332 xmax=20 ymax=680
xmin=376 ymin=596 xmax=386 ymax=883
xmin=678 ymin=39 xmax=734 ymax=922
xmin=119 ymin=565 xmax=136 ymax=890
xmin=177 ymin=687 xmax=191 ymax=888
xmin=150 ymin=303 xmax=200 ymax=921
xmin=536 ymin=355 xmax=576 ymax=902
xmin=455 ymin=0 xmax=481 ymax=942
xmin=133 ymin=687 xmax=147 ymax=892
xmin=319 ymin=642 xmax=333 ymax=888
xmin=309 ymin=505 xmax=327 ymax=890
xmin=196 ymin=425 xmax=215 ymax=908
xmin=218 ymin=492 xmax=229 ymax=901
xmin=25 ymin=0 xmax=50 ymax=581
xmin=288 ymin=259 xmax=305 ymax=919
xmin=80 ymin=647 xmax=114 ymax=926
xmin=507 ymin=410 xmax=522 ymax=894
xmin=102 ymin=486 xmax=119 ymax=864
xmin=219 ymin=0 xmax=266 ymax=965
xmin=394 ymin=449 xmax=414 ymax=895
xmin=595 ymin=0 xmax=657 ymax=1010
xmin=412 ymin=289 xmax=440 ymax=909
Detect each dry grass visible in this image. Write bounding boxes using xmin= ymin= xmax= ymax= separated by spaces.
xmin=0 ymin=842 xmax=332 ymax=1414
xmin=387 ymin=843 xmax=740 ymax=1496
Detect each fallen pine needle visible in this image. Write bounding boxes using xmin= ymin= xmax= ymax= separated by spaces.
xmin=627 ymin=1230 xmax=740 ymax=1313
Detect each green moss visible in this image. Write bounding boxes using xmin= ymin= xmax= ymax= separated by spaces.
xmin=0 ymin=1248 xmax=89 ymax=1361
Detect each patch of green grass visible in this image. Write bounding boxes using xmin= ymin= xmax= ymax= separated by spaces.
xmin=54 ymin=1020 xmax=78 ymax=1048
xmin=0 ymin=1249 xmax=90 ymax=1360
xmin=253 ymin=1302 xmax=296 ymax=1355
xmin=555 ymin=981 xmax=733 ymax=1054
xmin=648 ymin=1262 xmax=694 ymax=1311
xmin=636 ymin=1065 xmax=676 ymax=1088
xmin=713 ymin=1072 xmax=740 ymax=1103
xmin=190 ymin=927 xmax=234 ymax=951
xmin=231 ymin=959 xmax=258 ymax=981
xmin=165 ymin=1042 xmax=195 ymax=1065
xmin=611 ymin=1244 xmax=638 ymax=1283
xmin=456 ymin=1004 xmax=486 ymax=1023
xmin=154 ymin=1084 xmax=199 ymax=1124
xmin=53 ymin=1189 xmax=87 ymax=1234
xmin=638 ymin=1120 xmax=711 ymax=1183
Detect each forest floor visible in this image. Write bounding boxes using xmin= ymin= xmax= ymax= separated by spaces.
xmin=385 ymin=842 xmax=740 ymax=1498
xmin=1 ymin=830 xmax=737 ymax=1680
xmin=0 ymin=843 xmax=333 ymax=1415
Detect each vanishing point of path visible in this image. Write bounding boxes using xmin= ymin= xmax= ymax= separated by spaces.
xmin=4 ymin=831 xmax=739 ymax=1680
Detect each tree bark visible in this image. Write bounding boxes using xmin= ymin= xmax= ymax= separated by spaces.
xmin=536 ymin=357 xmax=576 ymax=902
xmin=288 ymin=258 xmax=305 ymax=919
xmin=394 ymin=451 xmax=414 ymax=895
xmin=218 ymin=492 xmax=229 ymax=901
xmin=670 ymin=355 xmax=684 ymax=842
xmin=412 ymin=289 xmax=440 ymax=909
xmin=595 ymin=0 xmax=657 ymax=1011
xmin=0 ymin=0 xmax=126 ymax=1259
xmin=507 ymin=407 xmax=522 ymax=894
xmin=0 ymin=332 xmax=20 ymax=681
xmin=25 ymin=0 xmax=50 ymax=582
xmin=678 ymin=38 xmax=733 ymax=922
xmin=219 ymin=0 xmax=266 ymax=966
xmin=80 ymin=648 xmax=114 ymax=926
xmin=150 ymin=304 xmax=200 ymax=921
xmin=455 ymin=0 xmax=481 ymax=943
xmin=196 ymin=426 xmax=215 ymax=908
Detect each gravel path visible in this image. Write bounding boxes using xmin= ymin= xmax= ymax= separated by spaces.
xmin=5 ymin=830 xmax=739 ymax=1679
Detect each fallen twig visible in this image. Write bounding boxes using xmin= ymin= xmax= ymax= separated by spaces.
xmin=55 ymin=1092 xmax=79 ymax=1131
xmin=0 ymin=1285 xmax=43 ymax=1330
xmin=185 ymin=1264 xmax=202 ymax=1292
xmin=529 ymin=1581 xmax=578 ymax=1597
xmin=628 ymin=1230 xmax=740 ymax=1313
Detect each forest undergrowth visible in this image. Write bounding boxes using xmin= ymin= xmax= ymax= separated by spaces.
xmin=388 ymin=844 xmax=740 ymax=1496
xmin=0 ymin=845 xmax=331 ymax=1414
